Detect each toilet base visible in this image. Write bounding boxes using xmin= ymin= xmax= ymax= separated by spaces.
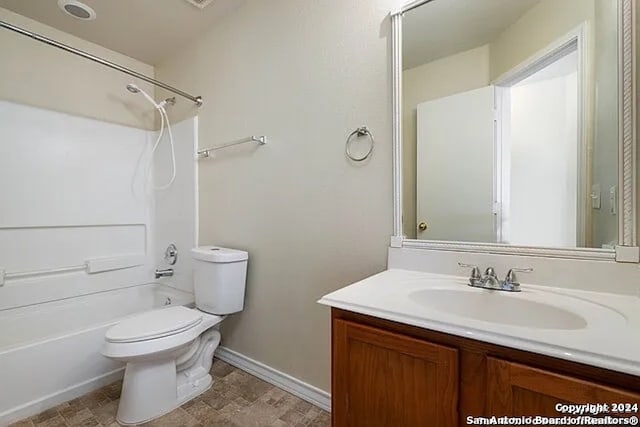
xmin=115 ymin=329 xmax=221 ymax=425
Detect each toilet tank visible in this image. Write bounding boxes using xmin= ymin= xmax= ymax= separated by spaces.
xmin=190 ymin=246 xmax=248 ymax=315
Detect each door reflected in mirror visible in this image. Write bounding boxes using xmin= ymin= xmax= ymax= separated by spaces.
xmin=402 ymin=0 xmax=619 ymax=249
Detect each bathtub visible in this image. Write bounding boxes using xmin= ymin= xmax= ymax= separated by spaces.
xmin=0 ymin=283 xmax=194 ymax=426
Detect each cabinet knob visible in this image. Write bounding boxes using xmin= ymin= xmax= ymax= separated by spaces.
xmin=418 ymin=222 xmax=428 ymax=231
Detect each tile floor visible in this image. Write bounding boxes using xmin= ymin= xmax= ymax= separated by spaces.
xmin=10 ymin=359 xmax=331 ymax=427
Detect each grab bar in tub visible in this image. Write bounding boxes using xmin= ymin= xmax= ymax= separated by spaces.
xmin=0 ymin=254 xmax=146 ymax=286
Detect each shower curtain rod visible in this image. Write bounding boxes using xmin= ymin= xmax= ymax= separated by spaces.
xmin=0 ymin=20 xmax=203 ymax=106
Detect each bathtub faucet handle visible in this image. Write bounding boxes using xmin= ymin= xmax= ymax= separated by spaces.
xmin=164 ymin=244 xmax=178 ymax=266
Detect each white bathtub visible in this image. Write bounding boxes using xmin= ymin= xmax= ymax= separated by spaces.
xmin=0 ymin=283 xmax=194 ymax=426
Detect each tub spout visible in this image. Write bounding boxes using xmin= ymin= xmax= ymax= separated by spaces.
xmin=155 ymin=268 xmax=174 ymax=279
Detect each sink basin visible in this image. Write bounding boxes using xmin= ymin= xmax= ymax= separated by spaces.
xmin=409 ymin=288 xmax=588 ymax=330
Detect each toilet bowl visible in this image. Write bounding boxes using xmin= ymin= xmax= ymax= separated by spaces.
xmin=101 ymin=246 xmax=248 ymax=425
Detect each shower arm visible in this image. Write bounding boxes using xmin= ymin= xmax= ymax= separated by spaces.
xmin=0 ymin=19 xmax=203 ymax=107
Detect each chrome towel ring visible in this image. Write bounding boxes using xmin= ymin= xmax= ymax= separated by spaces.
xmin=346 ymin=126 xmax=374 ymax=162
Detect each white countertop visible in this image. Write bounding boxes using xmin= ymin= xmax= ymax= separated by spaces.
xmin=318 ymin=269 xmax=640 ymax=377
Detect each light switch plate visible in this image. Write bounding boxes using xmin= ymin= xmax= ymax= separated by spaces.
xmin=591 ymin=184 xmax=601 ymax=209
xmin=609 ymin=185 xmax=617 ymax=215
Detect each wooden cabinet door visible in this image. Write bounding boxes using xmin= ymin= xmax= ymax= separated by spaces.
xmin=332 ymin=319 xmax=458 ymax=427
xmin=486 ymin=357 xmax=640 ymax=417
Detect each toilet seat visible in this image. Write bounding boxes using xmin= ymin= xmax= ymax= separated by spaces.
xmin=106 ymin=306 xmax=203 ymax=343
xmin=102 ymin=307 xmax=223 ymax=361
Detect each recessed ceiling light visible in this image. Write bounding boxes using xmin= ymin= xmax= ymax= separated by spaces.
xmin=57 ymin=0 xmax=96 ymax=21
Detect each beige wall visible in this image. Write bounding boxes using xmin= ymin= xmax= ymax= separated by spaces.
xmin=156 ymin=0 xmax=397 ymax=392
xmin=489 ymin=0 xmax=595 ymax=80
xmin=0 ymin=7 xmax=156 ymax=129
xmin=402 ymin=45 xmax=490 ymax=238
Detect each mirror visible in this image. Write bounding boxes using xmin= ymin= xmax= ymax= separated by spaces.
xmin=400 ymin=0 xmax=621 ymax=250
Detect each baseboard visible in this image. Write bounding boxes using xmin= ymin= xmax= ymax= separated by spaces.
xmin=214 ymin=346 xmax=331 ymax=412
xmin=0 ymin=368 xmax=124 ymax=426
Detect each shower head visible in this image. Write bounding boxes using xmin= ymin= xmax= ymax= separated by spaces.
xmin=126 ymin=83 xmax=176 ymax=110
xmin=126 ymin=83 xmax=161 ymax=110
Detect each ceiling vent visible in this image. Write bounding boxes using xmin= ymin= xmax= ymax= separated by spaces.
xmin=57 ymin=0 xmax=96 ymax=20
xmin=184 ymin=0 xmax=215 ymax=9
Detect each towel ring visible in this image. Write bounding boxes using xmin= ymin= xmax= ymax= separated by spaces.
xmin=346 ymin=126 xmax=374 ymax=162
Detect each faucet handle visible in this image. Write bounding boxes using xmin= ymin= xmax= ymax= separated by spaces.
xmin=164 ymin=243 xmax=178 ymax=266
xmin=458 ymin=262 xmax=477 ymax=268
xmin=503 ymin=267 xmax=533 ymax=290
xmin=506 ymin=267 xmax=533 ymax=278
xmin=458 ymin=262 xmax=481 ymax=282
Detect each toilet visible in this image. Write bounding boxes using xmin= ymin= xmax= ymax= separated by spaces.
xmin=101 ymin=246 xmax=248 ymax=425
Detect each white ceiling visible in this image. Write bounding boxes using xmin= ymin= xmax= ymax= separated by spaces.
xmin=0 ymin=0 xmax=246 ymax=65
xmin=403 ymin=0 xmax=540 ymax=70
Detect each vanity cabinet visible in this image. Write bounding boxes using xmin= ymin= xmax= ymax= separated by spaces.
xmin=332 ymin=319 xmax=458 ymax=427
xmin=331 ymin=308 xmax=640 ymax=427
xmin=485 ymin=358 xmax=640 ymax=417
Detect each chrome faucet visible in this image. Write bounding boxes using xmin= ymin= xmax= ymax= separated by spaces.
xmin=458 ymin=263 xmax=532 ymax=292
xmin=155 ymin=268 xmax=174 ymax=279
xmin=481 ymin=266 xmax=501 ymax=288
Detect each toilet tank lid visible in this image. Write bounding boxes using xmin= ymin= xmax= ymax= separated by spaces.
xmin=191 ymin=246 xmax=248 ymax=263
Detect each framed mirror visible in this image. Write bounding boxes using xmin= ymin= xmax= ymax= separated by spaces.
xmin=390 ymin=0 xmax=638 ymax=262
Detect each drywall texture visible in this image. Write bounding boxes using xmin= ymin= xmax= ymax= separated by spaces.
xmin=0 ymin=7 xmax=156 ymax=129
xmin=402 ymin=45 xmax=490 ymax=238
xmin=156 ymin=0 xmax=397 ymax=392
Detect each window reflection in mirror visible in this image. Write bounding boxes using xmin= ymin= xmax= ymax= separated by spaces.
xmin=402 ymin=0 xmax=619 ymax=249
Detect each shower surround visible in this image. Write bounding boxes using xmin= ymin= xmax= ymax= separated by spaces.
xmin=0 ymin=100 xmax=198 ymax=425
